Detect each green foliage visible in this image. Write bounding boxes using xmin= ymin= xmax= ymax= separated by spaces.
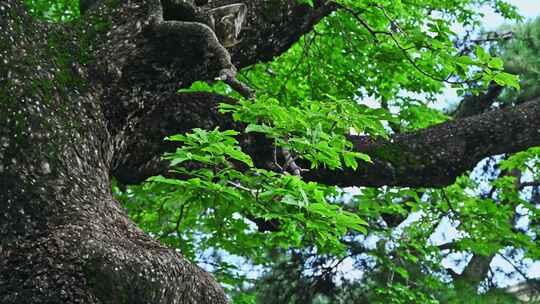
xmin=24 ymin=0 xmax=79 ymax=21
xmin=121 ymin=129 xmax=367 ymax=268
xmin=231 ymin=293 xmax=257 ymax=304
xmin=109 ymin=0 xmax=539 ymax=303
xmin=220 ymin=96 xmax=383 ymax=170
xmin=499 ymin=16 xmax=540 ymax=103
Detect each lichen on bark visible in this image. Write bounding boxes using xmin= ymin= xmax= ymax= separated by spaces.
xmin=3 ymin=0 xmax=539 ymax=302
xmin=0 ymin=0 xmax=335 ymax=302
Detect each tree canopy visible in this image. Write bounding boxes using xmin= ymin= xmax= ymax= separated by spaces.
xmin=3 ymin=0 xmax=540 ymax=303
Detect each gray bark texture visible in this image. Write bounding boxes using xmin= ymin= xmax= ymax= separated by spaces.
xmin=0 ymin=0 xmax=539 ymax=302
xmin=0 ymin=0 xmax=332 ymax=302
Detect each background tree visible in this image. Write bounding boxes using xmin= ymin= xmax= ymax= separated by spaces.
xmin=1 ymin=0 xmax=539 ymax=303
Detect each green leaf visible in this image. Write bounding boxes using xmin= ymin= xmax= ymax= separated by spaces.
xmin=488 ymin=57 xmax=504 ymax=70
xmin=395 ymin=267 xmax=410 ymax=280
xmin=493 ymin=72 xmax=520 ymax=90
xmin=245 ymin=124 xmax=274 ymax=134
xmin=147 ymin=175 xmax=184 ymax=185
xmin=225 ymin=148 xmax=254 ymax=167
xmin=343 ymin=152 xmax=359 ymax=170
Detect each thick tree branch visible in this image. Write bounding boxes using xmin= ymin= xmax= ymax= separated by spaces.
xmin=306 ymin=98 xmax=540 ymax=187
xmin=84 ymin=0 xmax=335 ymax=135
xmin=227 ymin=0 xmax=338 ymax=68
xmin=112 ymin=92 xmax=243 ymax=184
xmin=455 ymin=254 xmax=495 ymax=288
xmin=113 ymin=92 xmax=540 ymax=189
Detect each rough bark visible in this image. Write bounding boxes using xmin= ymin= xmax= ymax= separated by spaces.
xmin=1 ymin=0 xmax=539 ymax=302
xmin=0 ymin=0 xmax=332 ymax=302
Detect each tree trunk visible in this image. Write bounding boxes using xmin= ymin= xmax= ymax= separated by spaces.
xmin=1 ymin=0 xmax=539 ymax=302
xmin=0 ymin=0 xmax=332 ymax=302
xmin=0 ymin=1 xmax=226 ymax=302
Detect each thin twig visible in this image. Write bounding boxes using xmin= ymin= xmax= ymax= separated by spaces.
xmin=339 ymin=4 xmax=477 ymax=85
xmin=499 ymin=253 xmax=530 ymax=281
